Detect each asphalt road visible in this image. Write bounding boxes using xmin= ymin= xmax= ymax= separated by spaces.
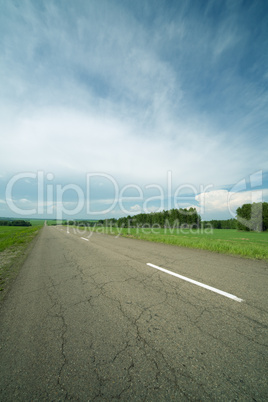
xmin=0 ymin=225 xmax=267 ymax=401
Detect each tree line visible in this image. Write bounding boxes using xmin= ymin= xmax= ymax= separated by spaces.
xmin=65 ymin=208 xmax=200 ymax=228
xmin=114 ymin=208 xmax=201 ymax=228
xmin=0 ymin=220 xmax=32 ymax=227
xmin=65 ymin=202 xmax=268 ymax=232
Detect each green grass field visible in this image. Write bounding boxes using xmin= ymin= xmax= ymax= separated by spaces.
xmin=29 ymin=219 xmax=46 ymax=226
xmin=0 ymin=225 xmax=42 ymax=295
xmin=0 ymin=225 xmax=42 ymax=252
xmin=81 ymin=226 xmax=268 ymax=260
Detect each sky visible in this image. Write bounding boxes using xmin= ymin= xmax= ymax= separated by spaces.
xmin=0 ymin=0 xmax=268 ymax=220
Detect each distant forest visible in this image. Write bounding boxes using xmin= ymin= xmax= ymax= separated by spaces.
xmin=72 ymin=208 xmax=201 ymax=228
xmin=2 ymin=202 xmax=267 ymax=231
xmin=0 ymin=219 xmax=32 ymax=226
xmin=71 ymin=203 xmax=268 ymax=231
xmin=116 ymin=208 xmax=200 ymax=228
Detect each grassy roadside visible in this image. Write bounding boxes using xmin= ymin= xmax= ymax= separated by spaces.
xmin=77 ymin=226 xmax=268 ymax=261
xmin=0 ymin=225 xmax=42 ymax=300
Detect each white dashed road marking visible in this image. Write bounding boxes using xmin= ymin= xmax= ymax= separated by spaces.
xmin=147 ymin=263 xmax=244 ymax=302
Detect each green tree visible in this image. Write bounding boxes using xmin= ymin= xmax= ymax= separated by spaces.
xmin=236 ymin=202 xmax=268 ymax=231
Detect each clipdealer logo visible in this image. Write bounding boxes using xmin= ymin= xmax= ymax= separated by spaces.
xmin=5 ymin=171 xmax=212 ymax=218
xmin=5 ymin=170 xmax=264 ymax=226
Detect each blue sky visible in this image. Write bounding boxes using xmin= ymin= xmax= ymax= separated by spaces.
xmin=0 ymin=0 xmax=267 ymax=220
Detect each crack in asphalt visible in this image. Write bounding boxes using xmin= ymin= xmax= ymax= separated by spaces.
xmin=20 ymin=226 xmax=266 ymax=400
xmin=72 ymin=266 xmax=211 ymax=399
xmin=45 ymin=275 xmax=69 ymax=400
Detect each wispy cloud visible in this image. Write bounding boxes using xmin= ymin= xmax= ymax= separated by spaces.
xmin=0 ymin=0 xmax=267 ymax=218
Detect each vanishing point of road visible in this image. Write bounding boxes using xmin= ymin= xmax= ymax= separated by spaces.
xmin=0 ymin=225 xmax=267 ymax=400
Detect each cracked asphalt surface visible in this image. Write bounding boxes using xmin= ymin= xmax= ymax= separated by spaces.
xmin=0 ymin=225 xmax=267 ymax=401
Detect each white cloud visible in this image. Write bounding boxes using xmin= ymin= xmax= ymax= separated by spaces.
xmin=196 ymin=189 xmax=267 ymax=218
xmin=19 ymin=198 xmax=31 ymax=203
xmin=1 ymin=105 xmax=264 ymax=191
xmin=0 ymin=1 xmax=267 ymax=220
xmin=130 ymin=204 xmax=141 ymax=212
